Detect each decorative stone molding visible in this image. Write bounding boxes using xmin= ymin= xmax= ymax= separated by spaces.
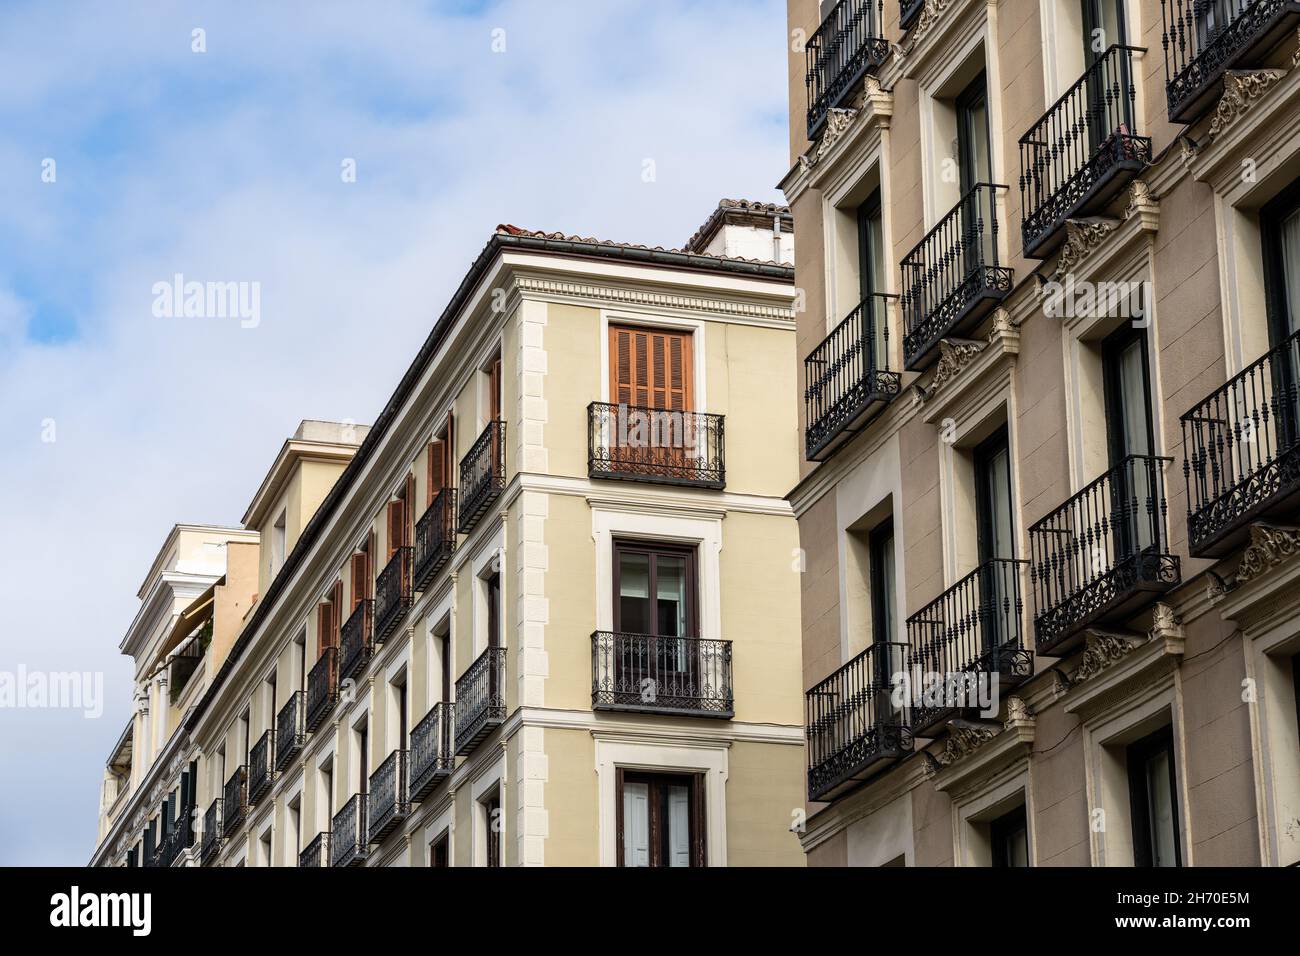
xmin=1052 ymin=218 xmax=1120 ymax=280
xmin=1149 ymin=602 xmax=1186 ymax=657
xmin=1123 ymin=179 xmax=1159 ymax=232
xmin=798 ymin=77 xmax=894 ymax=173
xmin=912 ymin=0 xmax=957 ymax=41
xmin=1209 ymin=70 xmax=1289 ymax=138
xmin=920 ymin=337 xmax=985 ymax=400
xmin=1234 ymin=524 xmax=1300 ymax=585
xmin=1003 ymin=695 xmax=1032 ymax=730
xmin=1068 ymin=629 xmax=1145 ymax=685
xmin=1179 ymin=135 xmax=1201 ymax=169
xmin=923 ymin=721 xmax=1000 ymax=776
xmin=986 ymin=306 xmax=1021 ymax=350
xmin=512 ymin=275 xmax=793 ymax=325
xmin=1294 ymin=25 xmax=1300 ymax=67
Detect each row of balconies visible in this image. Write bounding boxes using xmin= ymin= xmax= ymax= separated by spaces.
xmin=199 ymin=631 xmax=736 ymax=865
xmin=806 ymin=453 xmax=1182 ymax=801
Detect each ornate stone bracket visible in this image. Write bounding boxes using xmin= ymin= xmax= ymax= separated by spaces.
xmin=1051 ymin=218 xmax=1120 ymax=281
xmin=917 ymin=337 xmax=985 ymax=401
xmin=1208 ymin=69 xmax=1289 ymax=139
xmin=1123 ymin=179 xmax=1159 ymax=232
xmin=799 ymin=77 xmax=894 ymax=173
xmin=1234 ymin=524 xmax=1300 ymax=586
xmin=922 ymin=696 xmax=1033 ymax=777
xmin=1149 ymin=602 xmax=1186 ymax=657
xmin=1067 ymin=628 xmax=1147 ymax=686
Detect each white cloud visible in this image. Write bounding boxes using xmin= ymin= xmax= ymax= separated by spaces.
xmin=0 ymin=0 xmax=790 ymax=863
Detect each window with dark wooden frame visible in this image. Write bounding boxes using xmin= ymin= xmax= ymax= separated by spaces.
xmin=430 ymin=830 xmax=449 ymax=868
xmin=616 ymin=769 xmax=705 ymax=867
xmin=1127 ymin=726 xmax=1182 ymax=867
xmin=613 ymin=540 xmax=698 ymax=702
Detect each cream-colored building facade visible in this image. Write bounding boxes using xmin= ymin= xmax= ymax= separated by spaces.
xmin=783 ymin=0 xmax=1300 ymax=866
xmin=92 ymin=202 xmax=807 ymax=867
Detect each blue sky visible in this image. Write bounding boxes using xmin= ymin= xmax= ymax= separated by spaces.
xmin=0 ymin=0 xmax=790 ymax=865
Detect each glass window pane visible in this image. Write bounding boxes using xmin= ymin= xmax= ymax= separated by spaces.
xmin=666 ymin=783 xmax=692 ymax=867
xmin=655 ymin=556 xmax=688 ymax=638
xmin=622 ymin=781 xmax=649 ymax=867
xmin=1145 ymin=750 xmax=1178 ymax=867
xmin=618 ymin=552 xmax=650 ymax=633
xmin=1280 ymin=206 xmax=1300 ymax=337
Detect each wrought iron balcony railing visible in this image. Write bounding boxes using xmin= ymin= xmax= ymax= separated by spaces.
xmin=200 ymin=799 xmax=222 ymax=866
xmin=330 ymin=794 xmax=368 ymax=867
xmin=367 ymin=750 xmax=410 ymax=844
xmin=339 ymin=599 xmax=374 ymax=685
xmin=804 ymin=293 xmax=902 ymax=460
xmin=222 ymin=766 xmax=246 ymax=838
xmin=900 ymin=0 xmax=924 ymax=30
xmin=806 ymin=0 xmax=889 ymax=138
xmin=454 ymin=646 xmax=507 ymax=756
xmin=1019 ymin=45 xmax=1151 ymax=258
xmin=374 ymin=546 xmax=413 ymax=643
xmin=1160 ymin=0 xmax=1300 ymax=122
xmin=275 ymin=691 xmax=306 ymax=773
xmin=805 ymin=641 xmax=912 ymax=802
xmin=905 ymin=558 xmax=1032 ymax=734
xmin=305 ymin=647 xmax=338 ymax=733
xmin=410 ymin=701 xmax=454 ymax=802
xmin=300 ymin=831 xmax=329 ymax=868
xmin=588 ymin=403 xmax=725 ymax=488
xmin=1181 ymin=329 xmax=1300 ymax=556
xmin=155 ymin=812 xmax=192 ymax=868
xmin=591 ymin=631 xmax=734 ymax=718
xmin=458 ymin=420 xmax=506 ymax=533
xmin=413 ymin=487 xmax=456 ymax=592
xmin=901 ymin=183 xmax=1013 ymax=370
xmin=247 ymin=730 xmax=273 ymax=807
xmin=1030 ymin=454 xmax=1181 ymax=656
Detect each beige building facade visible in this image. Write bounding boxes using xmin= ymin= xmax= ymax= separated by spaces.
xmin=92 ymin=203 xmax=807 ymax=867
xmin=783 ymin=0 xmax=1300 ymax=866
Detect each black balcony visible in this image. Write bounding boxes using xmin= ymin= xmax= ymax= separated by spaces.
xmin=588 ymin=402 xmax=725 ymax=488
xmin=905 ymin=558 xmax=1033 ymax=735
xmin=155 ymin=812 xmax=192 ymax=868
xmin=299 ymin=831 xmax=329 ymax=868
xmin=1161 ymin=0 xmax=1300 ymax=122
xmin=806 ymin=642 xmax=912 ymax=802
xmin=1019 ymin=45 xmax=1151 ymax=258
xmin=275 ymin=691 xmax=306 ymax=773
xmin=339 ymin=599 xmax=374 ymax=685
xmin=410 ymin=701 xmax=454 ymax=802
xmin=374 ymin=546 xmax=413 ymax=643
xmin=1031 ymin=455 xmax=1181 ymax=656
xmin=591 ymin=631 xmax=734 ymax=718
xmin=330 ymin=794 xmax=368 ymax=867
xmin=367 ymin=750 xmax=410 ymax=844
xmin=804 ymin=294 xmax=903 ymax=460
xmin=900 ymin=0 xmax=924 ymax=30
xmin=458 ymin=420 xmax=505 ymax=533
xmin=1181 ymin=330 xmax=1300 ymax=556
xmin=247 ymin=730 xmax=273 ymax=807
xmin=200 ymin=799 xmax=222 ymax=866
xmin=304 ymin=647 xmax=338 ymax=733
xmin=413 ymin=487 xmax=456 ymax=592
xmin=221 ymin=766 xmax=246 ymax=838
xmin=806 ymin=0 xmax=889 ymax=138
xmin=454 ymin=646 xmax=507 ymax=756
xmin=901 ymin=184 xmax=1013 ymax=370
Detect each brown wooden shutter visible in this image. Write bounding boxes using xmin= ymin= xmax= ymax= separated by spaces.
xmin=489 ymin=357 xmax=502 ymax=421
xmin=330 ymin=580 xmax=343 ymax=644
xmin=404 ymin=474 xmax=416 ymax=546
xmin=427 ymin=441 xmax=445 ymax=503
xmin=609 ymin=326 xmax=693 ymax=411
xmin=316 ymin=602 xmax=334 ymax=655
xmin=386 ymin=501 xmax=404 ymax=559
xmin=351 ymin=552 xmax=368 ymax=607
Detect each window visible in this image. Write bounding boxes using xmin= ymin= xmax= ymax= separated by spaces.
xmin=974 ymin=428 xmax=1016 ymax=651
xmin=869 ymin=520 xmax=896 ymax=646
xmin=1127 ymin=727 xmax=1182 ymax=867
xmin=356 ymin=722 xmax=369 ymax=795
xmin=430 ymin=830 xmax=449 ymax=868
xmin=320 ymin=763 xmax=334 ymax=831
xmin=271 ymin=510 xmax=286 ymax=576
xmin=259 ymin=829 xmax=272 ymax=867
xmin=427 ymin=414 xmax=455 ymax=504
xmin=956 ymin=72 xmax=991 ymax=194
xmin=609 ymin=324 xmax=694 ymax=412
xmin=857 ymin=189 xmax=887 ymax=363
xmin=614 ymin=541 xmax=695 ymax=638
xmin=617 ymin=770 xmax=704 ymax=867
xmin=1102 ymin=325 xmax=1158 ymax=555
xmin=990 ymin=805 xmax=1030 ymax=867
xmin=482 ymin=788 xmax=502 ymax=868
xmin=288 ymin=800 xmax=301 ymax=864
xmin=485 ymin=571 xmax=501 ymax=649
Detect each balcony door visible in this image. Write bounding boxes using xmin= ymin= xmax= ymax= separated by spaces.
xmin=614 ymin=541 xmax=697 ymax=702
xmin=609 ymin=324 xmax=695 ymax=472
xmin=1081 ymin=0 xmax=1133 ymax=146
xmin=956 ymin=72 xmax=995 ymax=272
xmin=975 ymin=428 xmax=1016 ymax=657
xmin=858 ymin=189 xmax=887 ymax=368
xmin=1102 ymin=325 xmax=1157 ymax=558
xmin=1262 ymin=181 xmax=1300 ymax=451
